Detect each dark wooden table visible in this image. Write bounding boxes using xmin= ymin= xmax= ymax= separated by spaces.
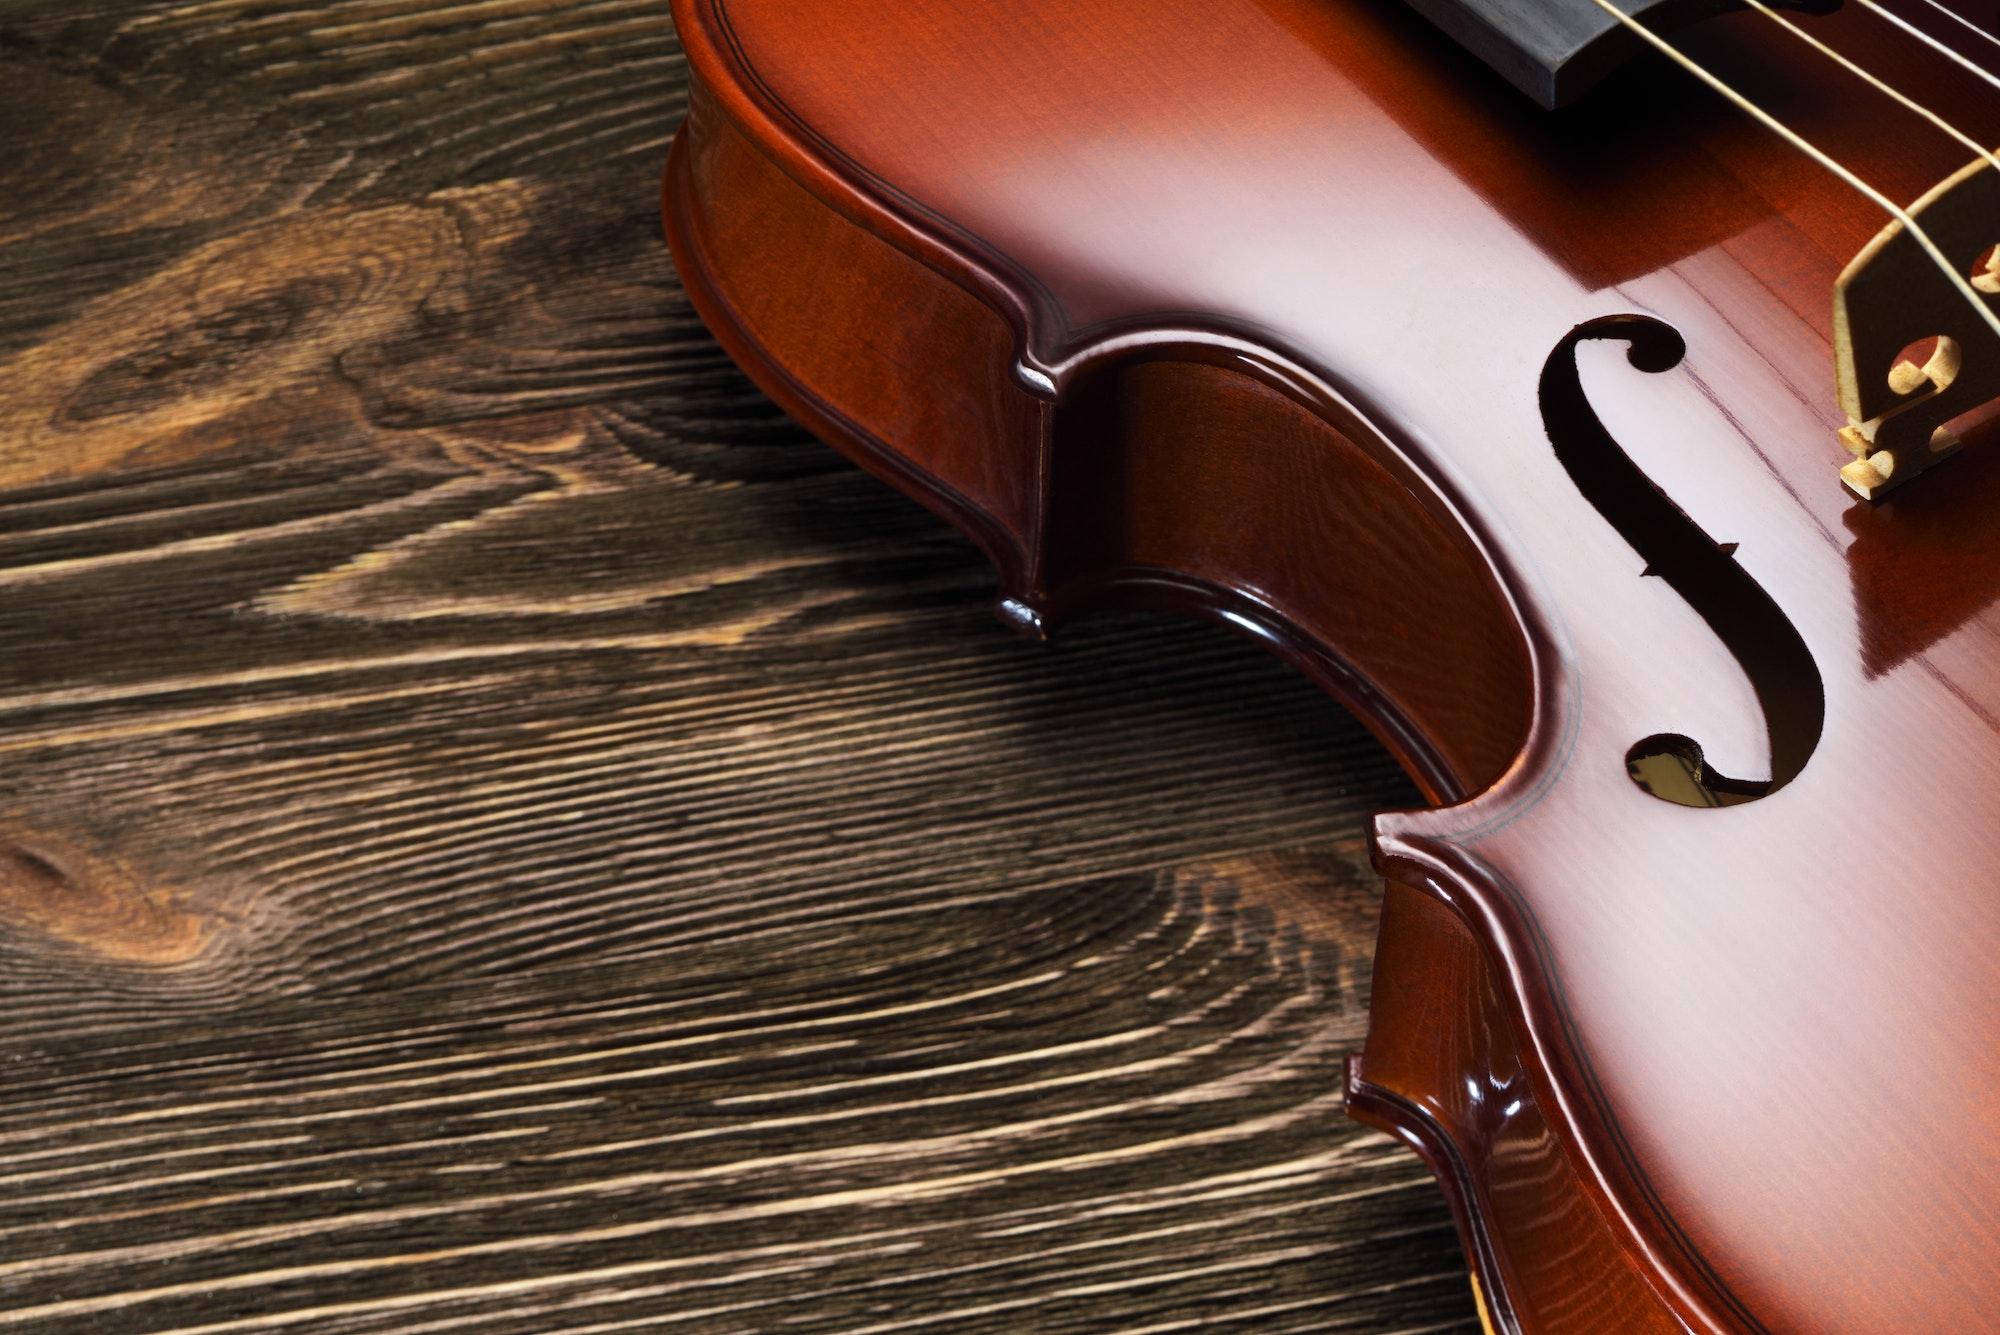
xmin=0 ymin=2 xmax=1478 ymax=1329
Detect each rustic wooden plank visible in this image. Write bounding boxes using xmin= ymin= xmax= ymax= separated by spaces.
xmin=0 ymin=1 xmax=1478 ymax=1329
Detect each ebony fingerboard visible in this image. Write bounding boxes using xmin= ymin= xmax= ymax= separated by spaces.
xmin=1405 ymin=0 xmax=1838 ymax=106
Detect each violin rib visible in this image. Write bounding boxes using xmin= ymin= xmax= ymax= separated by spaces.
xmin=664 ymin=56 xmax=1534 ymax=805
xmin=1346 ymin=882 xmax=1687 ymax=1333
xmin=665 ymin=0 xmax=2000 ymax=1330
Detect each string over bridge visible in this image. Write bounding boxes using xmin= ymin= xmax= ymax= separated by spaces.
xmin=1837 ymin=156 xmax=2000 ymax=499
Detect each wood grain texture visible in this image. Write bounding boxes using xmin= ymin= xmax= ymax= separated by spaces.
xmin=0 ymin=1 xmax=1473 ymax=1329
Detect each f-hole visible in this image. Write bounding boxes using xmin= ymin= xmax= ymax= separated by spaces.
xmin=1539 ymin=315 xmax=1825 ymax=807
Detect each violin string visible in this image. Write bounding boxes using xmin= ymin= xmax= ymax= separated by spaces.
xmin=1579 ymin=0 xmax=2000 ymax=347
xmin=1853 ymin=0 xmax=2000 ymax=91
xmin=1739 ymin=0 xmax=2000 ymax=172
xmin=1906 ymin=0 xmax=2000 ymax=56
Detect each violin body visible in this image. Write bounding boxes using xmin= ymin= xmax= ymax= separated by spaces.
xmin=662 ymin=0 xmax=2000 ymax=1329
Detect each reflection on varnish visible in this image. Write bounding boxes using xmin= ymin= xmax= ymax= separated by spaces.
xmin=1846 ymin=414 xmax=2000 ymax=678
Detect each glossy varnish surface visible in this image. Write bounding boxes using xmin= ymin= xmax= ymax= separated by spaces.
xmin=671 ymin=0 xmax=2000 ymax=1329
xmin=1355 ymin=878 xmax=1687 ymax=1333
xmin=1043 ymin=356 xmax=1532 ymax=796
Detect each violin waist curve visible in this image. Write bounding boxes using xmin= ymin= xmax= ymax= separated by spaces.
xmin=664 ymin=0 xmax=2000 ymax=1330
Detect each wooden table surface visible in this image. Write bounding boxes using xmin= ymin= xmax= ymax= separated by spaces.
xmin=0 ymin=1 xmax=1478 ymax=1329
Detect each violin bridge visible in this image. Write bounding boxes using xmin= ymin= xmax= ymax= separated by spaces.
xmin=1833 ymin=156 xmax=2000 ymax=500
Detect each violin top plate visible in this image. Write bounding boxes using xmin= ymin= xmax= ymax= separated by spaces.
xmin=676 ymin=1 xmax=2000 ymax=1328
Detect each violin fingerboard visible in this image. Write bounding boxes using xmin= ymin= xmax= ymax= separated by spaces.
xmin=1401 ymin=0 xmax=1836 ymax=106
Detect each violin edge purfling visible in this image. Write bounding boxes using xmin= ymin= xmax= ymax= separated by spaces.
xmin=1400 ymin=0 xmax=1837 ymax=107
xmin=663 ymin=0 xmax=2000 ymax=1329
xmin=662 ymin=32 xmax=1710 ymax=1329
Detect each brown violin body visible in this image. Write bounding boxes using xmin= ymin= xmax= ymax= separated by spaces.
xmin=662 ymin=0 xmax=2000 ymax=1329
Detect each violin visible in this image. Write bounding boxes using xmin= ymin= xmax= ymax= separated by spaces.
xmin=661 ymin=0 xmax=2000 ymax=1328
